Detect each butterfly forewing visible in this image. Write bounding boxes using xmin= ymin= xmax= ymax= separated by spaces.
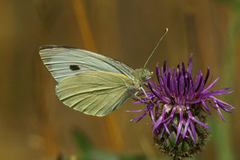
xmin=56 ymin=71 xmax=136 ymax=117
xmin=39 ymin=46 xmax=134 ymax=82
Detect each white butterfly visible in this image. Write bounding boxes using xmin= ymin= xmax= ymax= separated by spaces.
xmin=39 ymin=46 xmax=152 ymax=117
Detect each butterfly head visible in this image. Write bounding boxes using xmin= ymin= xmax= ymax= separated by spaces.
xmin=133 ymin=68 xmax=153 ymax=83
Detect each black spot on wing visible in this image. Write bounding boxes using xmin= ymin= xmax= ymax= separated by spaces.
xmin=70 ymin=65 xmax=80 ymax=71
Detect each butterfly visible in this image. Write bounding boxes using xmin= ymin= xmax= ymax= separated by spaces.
xmin=39 ymin=29 xmax=167 ymax=117
xmin=39 ymin=46 xmax=152 ymax=117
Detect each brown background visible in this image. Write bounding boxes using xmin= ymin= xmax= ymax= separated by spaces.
xmin=0 ymin=0 xmax=239 ymax=159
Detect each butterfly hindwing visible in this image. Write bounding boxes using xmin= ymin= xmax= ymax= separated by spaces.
xmin=55 ymin=71 xmax=137 ymax=117
xmin=39 ymin=46 xmax=134 ymax=82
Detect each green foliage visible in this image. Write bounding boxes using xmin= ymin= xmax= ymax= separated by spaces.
xmin=70 ymin=129 xmax=148 ymax=160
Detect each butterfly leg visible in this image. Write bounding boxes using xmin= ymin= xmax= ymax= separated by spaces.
xmin=140 ymin=87 xmax=148 ymax=98
xmin=133 ymin=87 xmax=155 ymax=106
xmin=134 ymin=91 xmax=143 ymax=102
xmin=140 ymin=87 xmax=155 ymax=106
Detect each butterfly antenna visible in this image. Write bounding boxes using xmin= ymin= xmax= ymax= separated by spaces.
xmin=143 ymin=28 xmax=168 ymax=68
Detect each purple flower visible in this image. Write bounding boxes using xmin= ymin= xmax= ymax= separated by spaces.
xmin=128 ymin=54 xmax=234 ymax=147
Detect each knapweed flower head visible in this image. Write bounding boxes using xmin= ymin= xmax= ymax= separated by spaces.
xmin=128 ymin=54 xmax=234 ymax=159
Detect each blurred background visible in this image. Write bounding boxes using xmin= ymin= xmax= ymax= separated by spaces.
xmin=0 ymin=0 xmax=239 ymax=159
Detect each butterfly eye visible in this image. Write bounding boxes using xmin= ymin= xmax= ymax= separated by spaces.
xmin=141 ymin=73 xmax=146 ymax=78
xmin=70 ymin=65 xmax=80 ymax=71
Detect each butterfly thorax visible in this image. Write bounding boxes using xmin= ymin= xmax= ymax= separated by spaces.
xmin=131 ymin=68 xmax=152 ymax=90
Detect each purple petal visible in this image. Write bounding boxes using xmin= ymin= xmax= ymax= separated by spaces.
xmin=204 ymin=66 xmax=210 ymax=85
xmin=187 ymin=104 xmax=210 ymax=129
xmin=203 ymin=77 xmax=220 ymax=92
xmin=152 ymin=105 xmax=169 ymax=133
xmin=175 ymin=105 xmax=184 ymax=143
